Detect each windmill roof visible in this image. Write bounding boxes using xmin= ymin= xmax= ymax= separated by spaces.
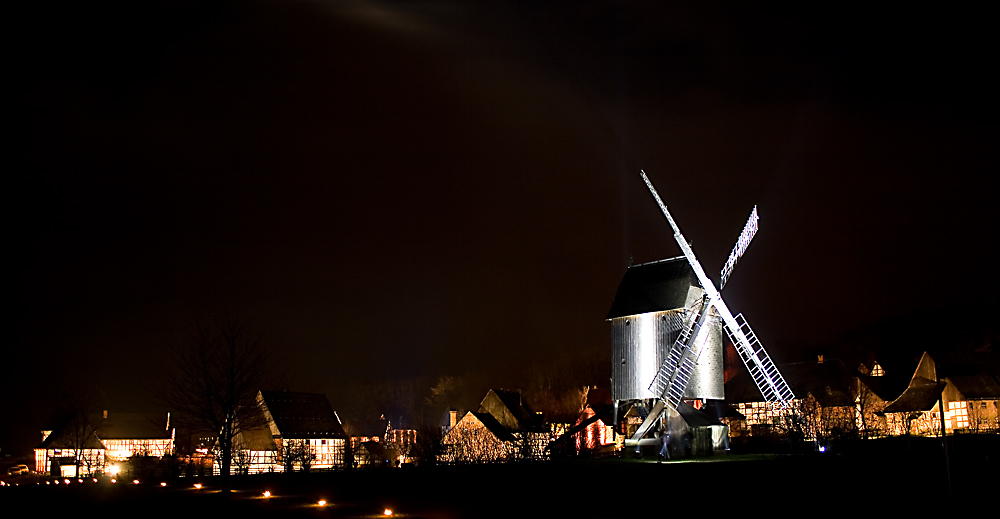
xmin=606 ymin=256 xmax=699 ymax=319
xmin=259 ymin=391 xmax=347 ymax=439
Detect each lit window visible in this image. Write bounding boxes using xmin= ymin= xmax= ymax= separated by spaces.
xmin=949 ymin=401 xmax=969 ymax=428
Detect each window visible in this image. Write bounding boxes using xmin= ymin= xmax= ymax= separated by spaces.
xmin=948 ymin=401 xmax=969 ymax=428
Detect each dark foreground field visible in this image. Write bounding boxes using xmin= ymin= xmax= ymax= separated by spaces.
xmin=4 ymin=437 xmax=997 ymax=518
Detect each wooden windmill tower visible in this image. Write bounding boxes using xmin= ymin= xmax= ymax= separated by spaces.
xmin=607 ymin=171 xmax=794 ymax=449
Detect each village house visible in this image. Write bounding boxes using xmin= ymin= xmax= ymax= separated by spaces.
xmin=880 ymin=352 xmax=1000 ymax=436
xmin=725 ymin=357 xmax=870 ymax=443
xmin=35 ymin=411 xmax=174 ymax=477
xmin=227 ymin=391 xmax=348 ymax=474
xmin=439 ymin=389 xmax=551 ymax=463
xmin=343 ymin=415 xmax=418 ymax=468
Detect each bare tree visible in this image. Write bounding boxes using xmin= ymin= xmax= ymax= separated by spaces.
xmin=280 ymin=439 xmax=315 ymax=473
xmin=49 ymin=387 xmax=107 ymax=477
xmin=158 ymin=314 xmax=281 ymax=491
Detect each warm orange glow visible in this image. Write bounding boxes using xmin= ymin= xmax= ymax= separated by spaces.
xmin=110 ymin=479 xmax=117 ymax=484
xmin=108 ymin=464 xmax=121 ymax=475
xmin=160 ymin=482 xmax=167 ymax=487
xmin=194 ymin=483 xmax=202 ymax=489
xmin=133 ymin=479 xmax=140 ymax=485
xmin=64 ymin=479 xmax=70 ymax=484
xmin=103 ymin=438 xmax=173 ymax=461
xmin=317 ymin=500 xmax=327 ymax=507
xmin=93 ymin=478 xmax=97 ymax=483
xmin=384 ymin=509 xmax=393 ymax=516
xmin=263 ymin=490 xmax=271 ymax=498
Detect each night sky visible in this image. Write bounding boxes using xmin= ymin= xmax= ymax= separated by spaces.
xmin=10 ymin=1 xmax=996 ymax=454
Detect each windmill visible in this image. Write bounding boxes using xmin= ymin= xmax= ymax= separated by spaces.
xmin=608 ymin=171 xmax=794 ymax=449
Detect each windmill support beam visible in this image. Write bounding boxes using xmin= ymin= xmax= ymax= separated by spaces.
xmin=629 ymin=400 xmax=666 ymax=441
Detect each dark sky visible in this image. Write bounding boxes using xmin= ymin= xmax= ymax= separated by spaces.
xmin=9 ymin=1 xmax=996 ymax=454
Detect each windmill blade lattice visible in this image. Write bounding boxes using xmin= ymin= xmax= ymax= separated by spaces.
xmin=640 ymin=171 xmax=795 ymax=406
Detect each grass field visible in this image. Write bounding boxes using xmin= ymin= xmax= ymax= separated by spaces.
xmin=4 ymin=436 xmax=996 ymax=517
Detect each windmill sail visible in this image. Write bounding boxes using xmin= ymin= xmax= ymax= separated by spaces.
xmin=720 ymin=206 xmax=759 ymax=289
xmin=648 ymin=297 xmax=713 ymax=409
xmin=640 ymin=171 xmax=794 ymax=406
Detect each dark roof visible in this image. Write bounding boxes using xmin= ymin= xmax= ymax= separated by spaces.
xmin=883 ymin=379 xmax=947 ymax=413
xmin=470 ymin=412 xmax=517 ymax=443
xmin=856 ymin=373 xmax=904 ymax=402
xmin=703 ymin=400 xmax=744 ymax=420
xmin=479 ymin=389 xmax=544 ymax=432
xmin=237 ymin=410 xmax=278 ymax=452
xmin=586 ymin=387 xmax=613 ymax=407
xmin=343 ymin=418 xmax=389 ymax=438
xmin=259 ymin=391 xmax=347 ymax=439
xmin=676 ymin=402 xmax=723 ymax=427
xmin=99 ymin=413 xmax=171 ymax=440
xmin=359 ymin=441 xmax=389 ymax=461
xmin=949 ymin=375 xmax=1000 ymax=399
xmin=37 ymin=426 xmax=106 ymax=450
xmin=606 ymin=257 xmax=699 ymax=319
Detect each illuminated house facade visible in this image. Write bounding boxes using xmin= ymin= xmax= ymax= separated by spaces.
xmin=99 ymin=412 xmax=174 ymax=461
xmin=227 ymin=391 xmax=348 ymax=474
xmin=948 ymin=375 xmax=1000 ymax=433
xmin=34 ymin=426 xmax=105 ymax=477
xmin=257 ymin=391 xmax=349 ymax=472
xmin=439 ymin=389 xmax=551 ymax=463
xmin=881 ymin=352 xmax=1000 ymax=436
xmin=726 ymin=358 xmax=867 ymax=442
xmin=344 ymin=415 xmax=418 ymax=467
xmin=727 ymin=351 xmax=1000 ymax=440
xmin=34 ymin=411 xmax=175 ymax=476
xmin=548 ymin=387 xmax=620 ymax=456
xmin=231 ymin=418 xmax=279 ymax=475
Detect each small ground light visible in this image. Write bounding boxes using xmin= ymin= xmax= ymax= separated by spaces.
xmin=194 ymin=483 xmax=203 ymax=489
xmin=64 ymin=479 xmax=71 ymax=485
xmin=262 ymin=490 xmax=271 ymax=498
xmin=93 ymin=478 xmax=98 ymax=483
xmin=160 ymin=482 xmax=167 ymax=487
xmin=133 ymin=480 xmax=140 ymax=485
xmin=317 ymin=500 xmax=327 ymax=507
xmin=78 ymin=479 xmax=83 ymax=483
xmin=111 ymin=479 xmax=117 ymax=484
xmin=384 ymin=509 xmax=393 ymax=516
